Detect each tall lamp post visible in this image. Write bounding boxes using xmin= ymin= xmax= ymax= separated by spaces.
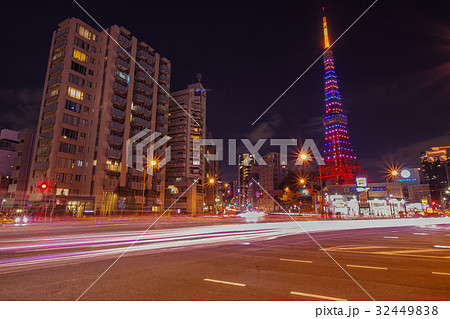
xmin=142 ymin=156 xmax=157 ymax=216
xmin=386 ymin=169 xmax=398 ymax=217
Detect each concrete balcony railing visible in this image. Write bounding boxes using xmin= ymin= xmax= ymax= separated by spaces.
xmin=137 ymin=50 xmax=155 ymax=63
xmin=110 ymin=107 xmax=125 ymax=119
xmin=159 ymin=74 xmax=170 ymax=84
xmin=128 ymin=167 xmax=144 ymax=177
xmin=53 ymin=38 xmax=67 ymax=50
xmin=116 ymin=58 xmax=130 ymax=70
xmin=39 ymin=130 xmax=54 ymax=141
xmin=131 ymin=104 xmax=152 ymax=117
xmin=137 ymin=60 xmax=154 ymax=73
xmin=118 ymin=34 xmax=131 ymax=47
xmin=156 ymin=115 xmax=168 ymax=124
xmin=41 ymin=116 xmax=56 ymax=127
xmin=113 ymin=82 xmax=128 ymax=94
xmin=49 ymin=63 xmax=64 ymax=75
xmin=158 ymin=94 xmax=169 ymax=103
xmin=135 ymin=71 xmax=153 ymax=83
xmin=37 ymin=146 xmax=51 ymax=155
xmin=34 ymin=160 xmax=49 ymax=171
xmin=155 ymin=125 xmax=167 ymax=135
xmin=47 ymin=76 xmax=62 ymax=87
xmin=106 ymin=148 xmax=122 ymax=159
xmin=43 ymin=102 xmax=58 ymax=114
xmin=131 ymin=116 xmax=150 ymax=128
xmin=103 ymin=178 xmax=119 ymax=188
xmin=133 ymin=93 xmax=152 ymax=106
xmin=129 ymin=182 xmax=144 ymax=190
xmin=109 ymin=121 xmax=124 ymax=132
xmin=55 ymin=27 xmax=69 ymax=38
xmin=134 ymin=82 xmax=153 ymax=94
xmin=107 ymin=134 xmax=123 ymax=145
xmin=112 ymin=94 xmax=127 ymax=108
xmin=105 ymin=163 xmax=121 ymax=173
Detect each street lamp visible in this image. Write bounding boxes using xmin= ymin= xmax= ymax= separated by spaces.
xmin=386 ymin=168 xmax=400 ymax=217
xmin=142 ymin=156 xmax=158 ymax=215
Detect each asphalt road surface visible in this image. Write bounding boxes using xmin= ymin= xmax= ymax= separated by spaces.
xmin=0 ymin=217 xmax=449 ymax=301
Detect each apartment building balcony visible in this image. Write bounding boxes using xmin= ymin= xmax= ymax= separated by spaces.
xmin=156 ymin=114 xmax=167 ymax=124
xmin=49 ymin=63 xmax=64 ymax=75
xmin=53 ymin=38 xmax=67 ymax=50
xmin=131 ymin=104 xmax=152 ymax=117
xmin=158 ymin=94 xmax=169 ymax=103
xmin=34 ymin=160 xmax=49 ymax=171
xmin=109 ymin=121 xmax=124 ymax=132
xmin=160 ymin=64 xmax=170 ymax=74
xmin=113 ymin=82 xmax=128 ymax=95
xmin=39 ymin=130 xmax=54 ymax=141
xmin=156 ymin=125 xmax=168 ymax=135
xmin=159 ymin=83 xmax=169 ymax=92
xmin=112 ymin=94 xmax=127 ymax=108
xmin=133 ymin=93 xmax=152 ymax=105
xmin=7 ymin=184 xmax=18 ymax=194
xmin=137 ymin=50 xmax=155 ymax=63
xmin=128 ymin=181 xmax=144 ymax=190
xmin=128 ymin=167 xmax=144 ymax=177
xmin=110 ymin=107 xmax=125 ymax=120
xmin=116 ymin=58 xmax=130 ymax=71
xmin=106 ymin=149 xmax=122 ymax=159
xmin=118 ymin=34 xmax=132 ymax=47
xmin=168 ymin=126 xmax=186 ymax=135
xmin=43 ymin=102 xmax=58 ymax=115
xmin=47 ymin=76 xmax=62 ymax=88
xmin=41 ymin=116 xmax=56 ymax=127
xmin=103 ymin=178 xmax=119 ymax=188
xmin=55 ymin=27 xmax=69 ymax=39
xmin=137 ymin=60 xmax=154 ymax=73
xmin=37 ymin=146 xmax=51 ymax=155
xmin=131 ymin=116 xmax=150 ymax=128
xmin=105 ymin=163 xmax=121 ymax=174
xmin=156 ymin=104 xmax=169 ymax=113
xmin=159 ymin=74 xmax=170 ymax=84
xmin=116 ymin=46 xmax=129 ymax=59
xmin=134 ymin=82 xmax=153 ymax=94
xmin=107 ymin=134 xmax=123 ymax=145
xmin=135 ymin=71 xmax=153 ymax=83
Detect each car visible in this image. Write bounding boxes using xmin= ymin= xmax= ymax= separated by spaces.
xmin=424 ymin=212 xmax=444 ymax=218
xmin=0 ymin=213 xmax=13 ymax=224
xmin=12 ymin=214 xmax=30 ymax=224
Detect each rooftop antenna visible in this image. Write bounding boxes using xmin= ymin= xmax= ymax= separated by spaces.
xmin=196 ymin=72 xmax=202 ymax=82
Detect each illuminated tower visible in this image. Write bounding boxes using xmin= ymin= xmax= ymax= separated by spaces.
xmin=321 ymin=8 xmax=368 ymax=184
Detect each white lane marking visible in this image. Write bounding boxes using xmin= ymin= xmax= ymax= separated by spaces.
xmin=280 ymin=258 xmax=313 ymax=263
xmin=203 ymin=278 xmax=246 ymax=287
xmin=383 ymin=236 xmax=398 ymax=239
xmin=413 ymin=233 xmax=429 ymax=236
xmin=290 ymin=291 xmax=347 ymax=301
xmin=434 ymin=245 xmax=450 ymax=249
xmin=347 ymin=264 xmax=388 ymax=270
xmin=432 ymin=272 xmax=450 ymax=276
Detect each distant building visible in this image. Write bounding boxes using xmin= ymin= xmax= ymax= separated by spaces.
xmin=204 ymin=130 xmax=219 ymax=212
xmin=259 ymin=152 xmax=287 ymax=211
xmin=0 ymin=129 xmax=19 ymax=204
xmin=28 ymin=17 xmax=171 ymax=216
xmin=420 ymin=147 xmax=450 ymax=201
xmin=164 ymin=82 xmax=207 ymax=214
xmin=238 ymin=153 xmax=255 ymax=208
xmin=4 ymin=129 xmax=35 ymax=209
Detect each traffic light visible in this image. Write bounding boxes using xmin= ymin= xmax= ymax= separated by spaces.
xmin=37 ymin=181 xmax=49 ymax=192
xmin=301 ymin=188 xmax=310 ymax=196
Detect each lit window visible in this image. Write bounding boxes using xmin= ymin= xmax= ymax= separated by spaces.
xmin=73 ymin=49 xmax=88 ymax=63
xmin=77 ymin=25 xmax=96 ymax=41
xmin=68 ymin=86 xmax=84 ymax=100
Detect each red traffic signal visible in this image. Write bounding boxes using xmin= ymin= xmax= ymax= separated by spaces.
xmin=37 ymin=181 xmax=49 ymax=192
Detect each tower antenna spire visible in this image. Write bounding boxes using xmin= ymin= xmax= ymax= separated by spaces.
xmin=322 ymin=5 xmax=331 ymax=49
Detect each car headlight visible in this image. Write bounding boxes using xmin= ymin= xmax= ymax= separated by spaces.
xmin=23 ymin=217 xmax=28 ymax=223
xmin=15 ymin=217 xmax=20 ymax=223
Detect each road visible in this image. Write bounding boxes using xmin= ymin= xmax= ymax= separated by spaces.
xmin=0 ymin=217 xmax=449 ymax=301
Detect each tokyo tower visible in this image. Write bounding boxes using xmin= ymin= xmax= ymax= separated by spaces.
xmin=320 ymin=7 xmax=369 ymax=184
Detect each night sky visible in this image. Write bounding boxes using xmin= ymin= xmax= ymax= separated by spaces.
xmin=1 ymin=0 xmax=449 ymax=182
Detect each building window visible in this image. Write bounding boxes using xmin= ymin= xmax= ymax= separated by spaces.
xmin=78 ymin=146 xmax=85 ymax=153
xmin=71 ymin=61 xmax=87 ymax=75
xmin=61 ymin=127 xmax=78 ymax=140
xmin=65 ymin=100 xmax=82 ymax=113
xmin=68 ymin=73 xmax=85 ymax=87
xmin=88 ymin=69 xmax=94 ymax=76
xmin=59 ymin=142 xmax=77 ymax=154
xmin=68 ymin=86 xmax=84 ymax=100
xmin=74 ymin=37 xmax=90 ymax=51
xmin=62 ymin=113 xmax=80 ymax=127
xmin=73 ymin=49 xmax=88 ymax=63
xmin=76 ymin=24 xmax=97 ymax=41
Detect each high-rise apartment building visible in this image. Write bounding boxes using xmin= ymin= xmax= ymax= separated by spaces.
xmin=0 ymin=129 xmax=19 ymax=203
xmin=29 ymin=17 xmax=171 ymax=215
xmin=165 ymin=82 xmax=206 ymax=214
xmin=420 ymin=147 xmax=450 ymax=201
